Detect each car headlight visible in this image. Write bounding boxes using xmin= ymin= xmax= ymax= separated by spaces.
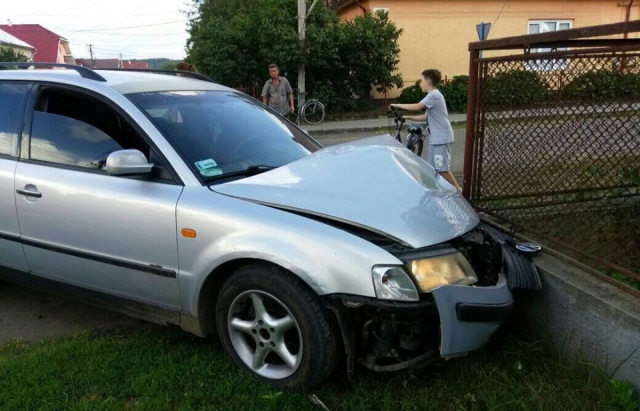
xmin=407 ymin=252 xmax=478 ymax=293
xmin=372 ymin=266 xmax=419 ymax=301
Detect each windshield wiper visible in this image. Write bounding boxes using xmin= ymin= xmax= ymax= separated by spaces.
xmin=203 ymin=165 xmax=278 ymax=182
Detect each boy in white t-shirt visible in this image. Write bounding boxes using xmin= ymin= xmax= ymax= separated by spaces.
xmin=390 ymin=69 xmax=462 ymax=191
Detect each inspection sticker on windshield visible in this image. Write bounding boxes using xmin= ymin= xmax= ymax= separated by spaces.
xmin=195 ymin=158 xmax=218 ymax=171
xmin=200 ymin=167 xmax=223 ymax=177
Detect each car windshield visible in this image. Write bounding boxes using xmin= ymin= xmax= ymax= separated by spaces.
xmin=127 ymin=90 xmax=320 ymax=182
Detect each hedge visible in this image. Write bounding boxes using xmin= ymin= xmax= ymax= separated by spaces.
xmin=562 ymin=70 xmax=640 ymax=102
xmin=482 ymin=70 xmax=551 ymax=109
xmin=397 ymin=75 xmax=469 ymax=113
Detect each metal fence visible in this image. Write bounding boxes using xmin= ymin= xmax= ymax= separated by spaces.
xmin=463 ymin=21 xmax=640 ymax=290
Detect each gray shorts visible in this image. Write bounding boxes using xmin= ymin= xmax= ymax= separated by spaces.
xmin=427 ymin=143 xmax=452 ymax=172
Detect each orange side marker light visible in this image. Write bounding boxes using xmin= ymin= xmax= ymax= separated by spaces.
xmin=181 ymin=228 xmax=197 ymax=238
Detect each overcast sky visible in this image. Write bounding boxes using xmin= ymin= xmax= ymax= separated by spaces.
xmin=2 ymin=0 xmax=192 ymax=60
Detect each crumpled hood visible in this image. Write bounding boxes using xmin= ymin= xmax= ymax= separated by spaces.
xmin=213 ymin=135 xmax=479 ymax=248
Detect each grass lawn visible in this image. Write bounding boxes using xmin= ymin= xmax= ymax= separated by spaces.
xmin=0 ymin=324 xmax=637 ymax=411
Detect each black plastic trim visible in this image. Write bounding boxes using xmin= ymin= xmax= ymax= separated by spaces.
xmin=329 ymin=294 xmax=438 ymax=316
xmin=3 ymin=234 xmax=176 ymax=278
xmin=0 ymin=62 xmax=107 ymax=81
xmin=0 ymin=231 xmax=20 ymax=242
xmin=97 ymin=68 xmax=217 ymax=83
xmin=455 ymin=301 xmax=514 ymax=322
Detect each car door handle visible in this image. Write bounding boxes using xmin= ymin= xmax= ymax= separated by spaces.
xmin=16 ymin=188 xmax=42 ymax=198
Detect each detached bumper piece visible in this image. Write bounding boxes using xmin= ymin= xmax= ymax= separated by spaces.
xmin=432 ymin=273 xmax=513 ymax=357
xmin=484 ymin=225 xmax=542 ymax=291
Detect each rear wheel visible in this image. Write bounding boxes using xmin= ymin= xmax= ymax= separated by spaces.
xmin=302 ymin=101 xmax=325 ymax=125
xmin=216 ymin=263 xmax=339 ymax=389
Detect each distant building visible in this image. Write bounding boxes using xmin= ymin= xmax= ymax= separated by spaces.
xmin=76 ymin=58 xmax=149 ymax=69
xmin=334 ymin=0 xmax=639 ymax=96
xmin=122 ymin=60 xmax=149 ymax=69
xmin=76 ymin=58 xmax=120 ymax=69
xmin=0 ymin=28 xmax=35 ymax=60
xmin=0 ymin=24 xmax=74 ymax=64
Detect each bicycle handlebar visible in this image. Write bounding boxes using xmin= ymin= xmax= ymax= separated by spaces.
xmin=385 ymin=109 xmax=405 ymax=127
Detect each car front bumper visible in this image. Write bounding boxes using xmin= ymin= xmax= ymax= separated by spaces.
xmin=432 ymin=273 xmax=513 ymax=357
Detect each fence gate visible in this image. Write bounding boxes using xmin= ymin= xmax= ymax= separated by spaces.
xmin=463 ymin=21 xmax=640 ymax=292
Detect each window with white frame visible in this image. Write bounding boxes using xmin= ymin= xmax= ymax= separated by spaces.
xmin=527 ymin=20 xmax=573 ymax=71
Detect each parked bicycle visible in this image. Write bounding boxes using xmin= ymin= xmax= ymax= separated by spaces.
xmin=291 ymin=95 xmax=326 ymax=125
xmin=388 ymin=108 xmax=426 ymax=156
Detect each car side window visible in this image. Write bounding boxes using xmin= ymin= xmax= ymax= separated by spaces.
xmin=30 ymin=111 xmax=124 ymax=169
xmin=0 ymin=83 xmax=31 ymax=156
xmin=30 ymin=88 xmax=150 ymax=170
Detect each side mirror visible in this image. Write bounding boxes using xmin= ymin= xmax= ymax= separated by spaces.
xmin=105 ymin=149 xmax=154 ymax=175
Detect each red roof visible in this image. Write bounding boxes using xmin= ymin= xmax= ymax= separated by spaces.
xmin=0 ymin=24 xmax=68 ymax=63
xmin=122 ymin=61 xmax=149 ymax=69
xmin=76 ymin=58 xmax=121 ymax=69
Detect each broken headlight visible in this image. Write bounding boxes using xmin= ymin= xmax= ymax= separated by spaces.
xmin=407 ymin=252 xmax=478 ymax=292
xmin=372 ymin=266 xmax=420 ymax=301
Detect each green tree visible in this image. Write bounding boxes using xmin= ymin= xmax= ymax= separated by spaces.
xmin=160 ymin=61 xmax=178 ymax=70
xmin=186 ymin=0 xmax=301 ymax=87
xmin=340 ymin=10 xmax=403 ymax=99
xmin=185 ymin=0 xmax=403 ymax=111
xmin=0 ymin=47 xmax=29 ymax=69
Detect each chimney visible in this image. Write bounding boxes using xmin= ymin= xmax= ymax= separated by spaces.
xmin=7 ymin=19 xmax=12 ymax=26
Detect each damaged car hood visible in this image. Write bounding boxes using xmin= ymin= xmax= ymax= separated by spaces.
xmin=213 ymin=135 xmax=479 ymax=248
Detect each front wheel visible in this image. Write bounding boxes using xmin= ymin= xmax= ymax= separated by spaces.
xmin=302 ymin=100 xmax=325 ymax=125
xmin=216 ymin=263 xmax=339 ymax=389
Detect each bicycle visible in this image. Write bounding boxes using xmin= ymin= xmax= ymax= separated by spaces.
xmin=291 ymin=95 xmax=326 ymax=125
xmin=388 ymin=109 xmax=426 ymax=157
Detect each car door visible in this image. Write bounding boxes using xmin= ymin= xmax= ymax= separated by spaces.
xmin=0 ymin=82 xmax=31 ymax=282
xmin=14 ymin=85 xmax=184 ymax=311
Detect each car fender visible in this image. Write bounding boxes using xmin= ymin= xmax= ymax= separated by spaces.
xmin=176 ymin=187 xmax=403 ymax=317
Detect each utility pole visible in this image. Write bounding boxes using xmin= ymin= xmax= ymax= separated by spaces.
xmin=297 ymin=0 xmax=318 ymax=111
xmin=297 ymin=0 xmax=306 ymax=111
xmin=88 ymin=44 xmax=95 ymax=67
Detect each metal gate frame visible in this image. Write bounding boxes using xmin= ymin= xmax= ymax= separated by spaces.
xmin=462 ymin=20 xmax=640 ymax=288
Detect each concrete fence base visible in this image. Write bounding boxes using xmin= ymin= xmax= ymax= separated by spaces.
xmin=509 ymin=252 xmax=640 ymax=391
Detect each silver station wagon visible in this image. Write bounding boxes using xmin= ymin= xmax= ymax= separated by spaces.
xmin=0 ymin=64 xmax=539 ymax=389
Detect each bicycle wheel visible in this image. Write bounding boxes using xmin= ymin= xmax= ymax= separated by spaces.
xmin=302 ymin=100 xmax=325 ymax=125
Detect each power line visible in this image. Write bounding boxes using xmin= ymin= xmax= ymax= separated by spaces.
xmin=82 ymin=32 xmax=186 ymax=36
xmin=91 ymin=42 xmax=186 ymax=49
xmin=67 ymin=19 xmax=189 ymax=32
xmin=492 ymin=0 xmax=509 ymax=29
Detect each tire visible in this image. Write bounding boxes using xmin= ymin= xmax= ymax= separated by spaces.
xmin=302 ymin=101 xmax=325 ymax=125
xmin=216 ymin=263 xmax=339 ymax=389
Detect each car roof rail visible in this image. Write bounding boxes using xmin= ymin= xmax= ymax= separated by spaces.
xmin=0 ymin=62 xmax=107 ymax=82
xmin=97 ymin=68 xmax=217 ymax=83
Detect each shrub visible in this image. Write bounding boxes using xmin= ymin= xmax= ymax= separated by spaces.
xmin=562 ymin=70 xmax=640 ymax=102
xmin=397 ymin=80 xmax=424 ymax=104
xmin=398 ymin=75 xmax=469 ymax=113
xmin=440 ymin=75 xmax=468 ymax=113
xmin=483 ymin=70 xmax=551 ymax=109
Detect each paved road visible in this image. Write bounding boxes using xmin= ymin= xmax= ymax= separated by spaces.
xmin=0 ymin=280 xmax=141 ymax=346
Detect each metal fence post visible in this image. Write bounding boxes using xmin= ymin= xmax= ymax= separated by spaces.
xmin=463 ymin=49 xmax=480 ymax=200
